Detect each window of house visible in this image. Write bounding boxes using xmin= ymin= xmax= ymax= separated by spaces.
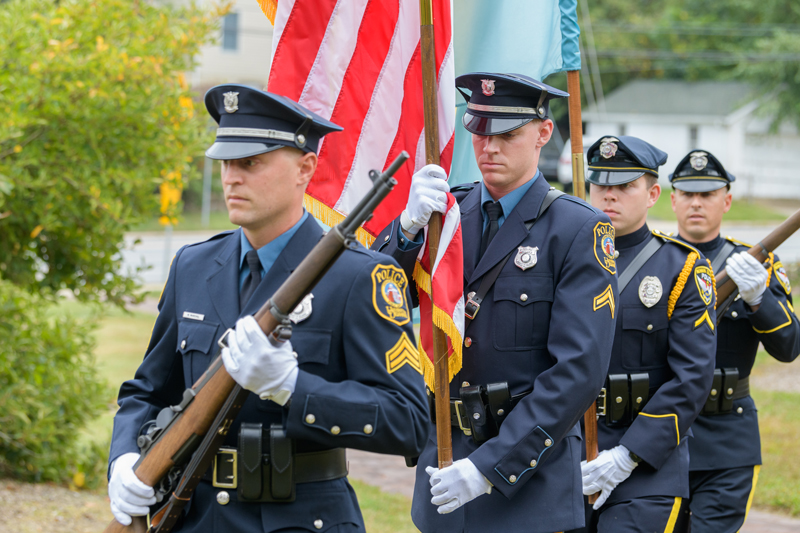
xmin=689 ymin=125 xmax=698 ymax=149
xmin=619 ymin=124 xmax=626 ymax=136
xmin=222 ymin=13 xmax=239 ymax=51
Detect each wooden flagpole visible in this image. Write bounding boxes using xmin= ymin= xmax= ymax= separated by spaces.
xmin=567 ymin=69 xmax=599 ymax=504
xmin=419 ymin=0 xmax=453 ymax=468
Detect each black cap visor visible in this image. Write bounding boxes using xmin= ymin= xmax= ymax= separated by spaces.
xmin=671 ymin=177 xmax=729 ymax=193
xmin=205 ymin=141 xmax=285 ymax=160
xmin=462 ymin=112 xmax=533 ymax=135
xmin=586 ymin=169 xmax=648 ymax=186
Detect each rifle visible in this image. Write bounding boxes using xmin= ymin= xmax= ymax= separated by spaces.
xmin=104 ymin=152 xmax=410 ymax=533
xmin=715 ymin=207 xmax=800 ymax=321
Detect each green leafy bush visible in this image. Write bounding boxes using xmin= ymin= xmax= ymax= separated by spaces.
xmin=0 ymin=279 xmax=109 ymax=485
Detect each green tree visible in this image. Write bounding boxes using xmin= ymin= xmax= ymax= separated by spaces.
xmin=0 ymin=0 xmax=225 ymax=306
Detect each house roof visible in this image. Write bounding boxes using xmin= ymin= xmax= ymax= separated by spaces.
xmin=586 ymin=80 xmax=755 ymax=117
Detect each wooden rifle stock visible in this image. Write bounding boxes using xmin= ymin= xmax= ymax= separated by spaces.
xmin=715 ymin=207 xmax=800 ymax=320
xmin=103 ymin=152 xmax=409 ymax=533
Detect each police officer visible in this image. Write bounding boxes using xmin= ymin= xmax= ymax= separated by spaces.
xmin=107 ymin=85 xmax=429 ymax=532
xmin=573 ymin=136 xmax=717 ymax=533
xmin=375 ymin=73 xmax=617 ymax=533
xmin=669 ymin=150 xmax=800 ymax=532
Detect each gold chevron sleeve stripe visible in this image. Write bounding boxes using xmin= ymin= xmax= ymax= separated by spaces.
xmin=385 ymin=332 xmax=422 ymax=375
xmin=593 ymin=284 xmax=615 ymax=319
xmin=693 ymin=309 xmax=715 ymax=332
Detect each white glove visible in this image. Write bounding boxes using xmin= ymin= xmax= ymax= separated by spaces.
xmin=221 ymin=315 xmax=299 ymax=405
xmin=401 ymin=164 xmax=450 ymax=235
xmin=726 ymin=252 xmax=768 ymax=306
xmin=581 ymin=445 xmax=638 ymax=510
xmin=108 ymin=453 xmax=156 ymax=526
xmin=426 ymin=459 xmax=492 ymax=514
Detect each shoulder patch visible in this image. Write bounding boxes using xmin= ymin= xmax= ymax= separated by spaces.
xmin=385 ymin=332 xmax=422 ymax=374
xmin=725 ymin=235 xmax=753 ymax=248
xmin=652 ymin=230 xmax=701 ymax=255
xmin=694 ymin=265 xmax=715 ymax=306
xmin=774 ymin=261 xmax=792 ymax=294
xmin=371 ymin=264 xmax=411 ymax=326
xmin=594 ymin=222 xmax=616 ymax=275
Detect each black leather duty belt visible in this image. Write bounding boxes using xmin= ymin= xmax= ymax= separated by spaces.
xmin=203 ymin=423 xmax=347 ymax=503
xmin=702 ymin=368 xmax=749 ymax=415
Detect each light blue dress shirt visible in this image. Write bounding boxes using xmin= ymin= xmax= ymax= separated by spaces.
xmin=239 ymin=210 xmax=309 ymax=290
xmin=479 ymin=171 xmax=539 ymax=230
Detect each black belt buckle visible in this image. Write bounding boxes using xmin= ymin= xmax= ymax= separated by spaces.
xmin=212 ymin=447 xmax=238 ymax=489
xmin=720 ymin=368 xmax=739 ymax=414
xmin=465 ymin=291 xmax=482 ymax=320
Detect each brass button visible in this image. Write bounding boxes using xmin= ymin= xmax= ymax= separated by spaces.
xmin=737 ymin=407 xmax=744 ymax=414
xmin=363 ymin=424 xmax=373 ymax=434
xmin=732 ymin=311 xmax=739 ymax=318
xmin=509 ymin=475 xmax=517 ymax=483
xmin=616 ymin=396 xmax=623 ymax=404
xmin=646 ymin=324 xmax=653 ymax=331
xmin=314 ymin=519 xmax=323 ymax=530
xmin=544 ymin=438 xmax=552 ymax=447
xmin=520 ymin=294 xmax=528 ymax=302
xmin=497 ymin=409 xmax=505 ymax=416
xmin=292 ymin=351 xmax=298 ymax=359
xmin=530 ymin=459 xmax=537 ymax=467
xmin=462 ymin=381 xmax=470 ymax=387
xmin=331 ymin=425 xmax=341 ymax=435
xmin=464 ymin=337 xmax=472 ymax=347
xmin=727 ymin=388 xmax=734 ymax=395
xmin=636 ymin=397 xmax=643 ymax=404
xmin=305 ymin=414 xmax=316 ymax=424
xmin=181 ymin=339 xmax=187 ymax=349
xmin=216 ymin=491 xmax=230 ymax=505
xmin=711 ymin=389 xmax=718 ymax=397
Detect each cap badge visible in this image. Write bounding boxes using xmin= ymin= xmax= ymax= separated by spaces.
xmin=599 ymin=137 xmax=619 ymax=159
xmin=223 ymin=91 xmax=239 ymax=113
xmin=638 ymin=276 xmax=663 ymax=308
xmin=515 ymin=246 xmax=539 ymax=271
xmin=690 ymin=151 xmax=708 ymax=171
xmin=289 ymin=293 xmax=313 ymax=324
xmin=481 ymin=79 xmax=496 ymax=96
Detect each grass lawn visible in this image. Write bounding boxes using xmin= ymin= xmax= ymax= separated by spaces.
xmin=647 ymin=193 xmax=786 ymax=222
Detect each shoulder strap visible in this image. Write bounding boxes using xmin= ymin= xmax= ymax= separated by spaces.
xmin=711 ymin=240 xmax=737 ymax=274
xmin=465 ymin=189 xmax=563 ymax=323
xmin=617 ymin=236 xmax=664 ymax=293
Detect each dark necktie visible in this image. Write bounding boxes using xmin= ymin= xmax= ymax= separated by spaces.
xmin=480 ymin=201 xmax=503 ymax=258
xmin=240 ymin=250 xmax=263 ymax=311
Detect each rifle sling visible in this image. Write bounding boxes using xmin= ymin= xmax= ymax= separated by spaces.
xmin=466 ymin=189 xmax=563 ymax=325
xmin=617 ymin=237 xmax=663 ymax=293
xmin=149 ymin=383 xmax=250 ymax=533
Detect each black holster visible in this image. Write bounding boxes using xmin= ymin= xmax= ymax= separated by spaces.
xmin=238 ymin=423 xmax=296 ymax=503
xmin=601 ymin=373 xmax=650 ymax=427
xmin=702 ymin=368 xmax=739 ymax=415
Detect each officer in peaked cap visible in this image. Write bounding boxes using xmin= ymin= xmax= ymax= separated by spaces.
xmin=669 ymin=150 xmax=800 ymax=533
xmin=374 ymin=72 xmax=617 ymax=533
xmin=568 ymin=136 xmax=716 ymax=533
xmin=108 ymin=84 xmax=429 ymax=532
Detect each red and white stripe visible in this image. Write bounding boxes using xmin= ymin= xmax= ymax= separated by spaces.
xmin=267 ymin=0 xmax=454 ymax=239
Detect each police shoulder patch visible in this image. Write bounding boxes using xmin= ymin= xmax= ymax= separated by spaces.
xmin=594 ymin=222 xmax=616 ymax=275
xmin=774 ymin=261 xmax=792 ymax=294
xmin=694 ymin=265 xmax=715 ymax=306
xmin=371 ymin=264 xmax=411 ymax=326
xmin=385 ymin=332 xmax=422 ymax=375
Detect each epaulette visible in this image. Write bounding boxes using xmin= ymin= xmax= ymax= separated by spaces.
xmin=556 ymin=193 xmax=600 ymax=214
xmin=184 ymin=229 xmax=237 ymax=248
xmin=724 ymin=235 xmax=753 ymax=248
xmin=450 ymin=181 xmax=479 ymax=193
xmin=652 ymin=229 xmax=701 ymax=256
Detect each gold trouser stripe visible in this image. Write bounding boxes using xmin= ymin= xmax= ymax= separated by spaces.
xmin=663 ymin=496 xmax=683 ymax=533
xmin=739 ymin=465 xmax=761 ymax=532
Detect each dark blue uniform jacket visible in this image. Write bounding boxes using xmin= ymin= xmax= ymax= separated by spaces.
xmin=592 ymin=225 xmax=716 ymax=503
xmin=683 ymin=235 xmax=800 ymax=471
xmin=109 ymin=218 xmax=429 ymax=532
xmin=375 ymin=176 xmax=617 ymax=533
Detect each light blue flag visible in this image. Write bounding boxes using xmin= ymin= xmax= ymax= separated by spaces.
xmin=451 ymin=0 xmax=580 ymax=185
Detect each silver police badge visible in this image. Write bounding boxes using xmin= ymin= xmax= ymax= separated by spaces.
xmin=599 ymin=137 xmax=619 ymax=159
xmin=638 ymin=276 xmax=662 ymax=308
xmin=690 ymin=151 xmax=708 ymax=171
xmin=289 ymin=293 xmax=313 ymax=324
xmin=223 ymin=91 xmax=239 ymax=113
xmin=515 ymin=246 xmax=539 ymax=271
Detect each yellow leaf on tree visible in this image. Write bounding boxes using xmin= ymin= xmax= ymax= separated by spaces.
xmin=30 ymin=225 xmax=44 ymax=239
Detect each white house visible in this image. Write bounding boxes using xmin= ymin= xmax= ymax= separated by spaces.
xmin=583 ymin=80 xmax=800 ymax=199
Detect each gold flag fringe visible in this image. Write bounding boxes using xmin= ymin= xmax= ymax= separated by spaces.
xmin=413 ymin=261 xmax=463 ymax=390
xmin=256 ymin=0 xmax=278 ymax=24
xmin=303 ymin=194 xmax=376 ymax=248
